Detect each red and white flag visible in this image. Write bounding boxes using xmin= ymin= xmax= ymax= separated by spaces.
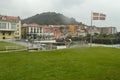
xmin=93 ymin=12 xmax=106 ymax=20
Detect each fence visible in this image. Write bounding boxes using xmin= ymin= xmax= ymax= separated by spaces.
xmin=5 ymin=46 xmax=19 ymax=51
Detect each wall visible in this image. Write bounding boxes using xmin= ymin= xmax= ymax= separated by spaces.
xmin=14 ymin=20 xmax=21 ymax=40
xmin=0 ymin=32 xmax=14 ymax=40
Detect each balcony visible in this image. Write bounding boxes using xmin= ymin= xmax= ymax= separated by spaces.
xmin=0 ymin=29 xmax=16 ymax=31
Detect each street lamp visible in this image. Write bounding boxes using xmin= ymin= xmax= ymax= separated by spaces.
xmin=26 ymin=39 xmax=29 ymax=50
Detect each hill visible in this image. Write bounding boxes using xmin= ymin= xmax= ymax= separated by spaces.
xmin=22 ymin=12 xmax=79 ymax=25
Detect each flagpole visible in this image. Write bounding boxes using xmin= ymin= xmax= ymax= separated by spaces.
xmin=89 ymin=12 xmax=106 ymax=47
xmin=90 ymin=11 xmax=93 ymax=47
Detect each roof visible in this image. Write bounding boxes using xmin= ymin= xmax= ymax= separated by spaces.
xmin=0 ymin=15 xmax=20 ymax=22
xmin=23 ymin=23 xmax=40 ymax=27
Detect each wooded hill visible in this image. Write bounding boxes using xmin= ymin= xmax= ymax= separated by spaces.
xmin=22 ymin=12 xmax=80 ymax=25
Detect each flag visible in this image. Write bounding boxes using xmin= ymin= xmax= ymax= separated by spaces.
xmin=100 ymin=13 xmax=106 ymax=20
xmin=93 ymin=12 xmax=99 ymax=17
xmin=93 ymin=12 xmax=99 ymax=20
xmin=93 ymin=12 xmax=106 ymax=20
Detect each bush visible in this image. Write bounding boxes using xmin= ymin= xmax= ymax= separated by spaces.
xmin=92 ymin=38 xmax=120 ymax=44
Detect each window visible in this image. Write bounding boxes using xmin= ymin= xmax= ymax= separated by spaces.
xmin=11 ymin=23 xmax=16 ymax=29
xmin=31 ymin=27 xmax=33 ymax=33
xmin=9 ymin=32 xmax=11 ymax=36
xmin=3 ymin=33 xmax=5 ymax=35
xmin=0 ymin=23 xmax=1 ymax=29
xmin=40 ymin=27 xmax=42 ymax=33
xmin=8 ymin=23 xmax=9 ymax=29
xmin=34 ymin=28 xmax=36 ymax=33
xmin=2 ymin=17 xmax=6 ymax=20
xmin=3 ymin=37 xmax=5 ymax=39
xmin=0 ymin=23 xmax=6 ymax=29
xmin=37 ymin=28 xmax=39 ymax=33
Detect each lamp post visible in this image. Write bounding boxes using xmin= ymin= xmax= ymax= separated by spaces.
xmin=26 ymin=39 xmax=28 ymax=50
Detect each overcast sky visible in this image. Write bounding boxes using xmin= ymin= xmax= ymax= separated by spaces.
xmin=0 ymin=0 xmax=120 ymax=31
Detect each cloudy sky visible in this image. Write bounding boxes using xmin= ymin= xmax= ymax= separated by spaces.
xmin=0 ymin=0 xmax=120 ymax=31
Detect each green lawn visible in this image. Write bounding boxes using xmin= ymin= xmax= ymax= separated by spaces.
xmin=0 ymin=41 xmax=26 ymax=51
xmin=0 ymin=47 xmax=120 ymax=80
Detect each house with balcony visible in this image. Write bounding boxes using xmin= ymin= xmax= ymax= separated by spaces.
xmin=22 ymin=23 xmax=43 ymax=40
xmin=0 ymin=15 xmax=21 ymax=40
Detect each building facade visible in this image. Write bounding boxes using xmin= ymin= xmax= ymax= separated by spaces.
xmin=22 ymin=24 xmax=88 ymax=40
xmin=0 ymin=15 xmax=21 ymax=40
xmin=22 ymin=23 xmax=55 ymax=40
xmin=22 ymin=23 xmax=118 ymax=40
xmin=22 ymin=23 xmax=43 ymax=40
xmin=100 ymin=27 xmax=117 ymax=35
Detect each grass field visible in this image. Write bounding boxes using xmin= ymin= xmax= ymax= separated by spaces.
xmin=0 ymin=41 xmax=26 ymax=51
xmin=0 ymin=47 xmax=120 ymax=80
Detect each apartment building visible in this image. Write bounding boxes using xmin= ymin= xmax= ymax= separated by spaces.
xmin=0 ymin=15 xmax=21 ymax=40
xmin=22 ymin=24 xmax=89 ymax=40
xmin=86 ymin=26 xmax=101 ymax=35
xmin=100 ymin=27 xmax=117 ymax=35
xmin=22 ymin=23 xmax=117 ymax=40
xmin=22 ymin=23 xmax=43 ymax=39
xmin=77 ymin=25 xmax=87 ymax=37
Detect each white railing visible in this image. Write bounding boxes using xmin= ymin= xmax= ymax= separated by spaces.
xmin=5 ymin=46 xmax=18 ymax=51
xmin=0 ymin=29 xmax=16 ymax=31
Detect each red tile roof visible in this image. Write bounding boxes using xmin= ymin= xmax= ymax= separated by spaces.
xmin=23 ymin=23 xmax=40 ymax=27
xmin=0 ymin=15 xmax=20 ymax=22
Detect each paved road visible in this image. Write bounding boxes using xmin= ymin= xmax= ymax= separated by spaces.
xmin=2 ymin=40 xmax=50 ymax=50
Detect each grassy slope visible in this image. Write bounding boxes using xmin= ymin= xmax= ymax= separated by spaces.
xmin=0 ymin=47 xmax=120 ymax=80
xmin=0 ymin=41 xmax=26 ymax=50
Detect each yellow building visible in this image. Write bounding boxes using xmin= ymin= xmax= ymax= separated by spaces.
xmin=0 ymin=15 xmax=21 ymax=40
